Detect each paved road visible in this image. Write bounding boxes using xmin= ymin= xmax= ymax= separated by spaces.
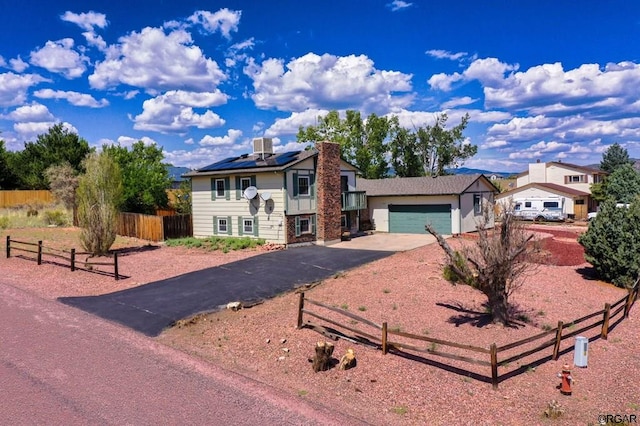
xmin=60 ymin=245 xmax=392 ymax=336
xmin=0 ymin=282 xmax=364 ymax=425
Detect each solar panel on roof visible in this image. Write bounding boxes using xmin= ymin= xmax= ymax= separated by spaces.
xmin=196 ymin=150 xmax=303 ymax=172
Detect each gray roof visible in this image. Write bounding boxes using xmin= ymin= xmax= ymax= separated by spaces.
xmin=183 ymin=149 xmax=317 ymax=177
xmin=357 ymin=174 xmax=496 ymax=196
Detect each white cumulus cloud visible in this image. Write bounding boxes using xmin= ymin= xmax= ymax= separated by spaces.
xmin=244 ymin=53 xmax=414 ymax=113
xmin=199 ymin=129 xmax=243 ymax=146
xmin=89 ymin=27 xmax=226 ymax=93
xmin=34 ymin=88 xmax=109 ymax=107
xmin=187 ymin=9 xmax=241 ymax=39
xmin=132 ymin=91 xmax=227 ymax=134
xmin=0 ymin=72 xmax=49 ymax=107
xmin=29 ymin=38 xmax=87 ymax=79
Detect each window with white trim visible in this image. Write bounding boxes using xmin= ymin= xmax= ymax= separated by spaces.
xmin=215 ymin=179 xmax=225 ymax=197
xmin=565 ymin=175 xmax=586 ymax=183
xmin=240 ymin=177 xmax=251 ymax=191
xmin=298 ymin=175 xmax=310 ymax=196
xmin=243 ymin=218 xmax=253 ymax=234
xmin=299 ymin=217 xmax=311 ymax=234
xmin=473 ymin=194 xmax=483 ymax=215
xmin=218 ymin=217 xmax=228 ymax=233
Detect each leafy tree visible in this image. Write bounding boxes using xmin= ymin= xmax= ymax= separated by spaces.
xmin=0 ymin=140 xmax=17 ymax=189
xmin=103 ymin=141 xmax=171 ymax=214
xmin=426 ymin=208 xmax=538 ymax=325
xmin=173 ymin=179 xmax=192 ymax=215
xmin=77 ymin=152 xmax=123 ymax=256
xmin=44 ymin=163 xmax=79 ymax=211
xmin=579 ymin=199 xmax=640 ymax=288
xmin=415 ymin=113 xmax=476 ymax=177
xmin=599 ymin=163 xmax=640 ymax=204
xmin=389 ymin=118 xmax=423 ymax=177
xmin=600 ymin=143 xmax=632 ymax=174
xmin=16 ymin=124 xmax=92 ymax=189
xmin=297 ymin=110 xmax=390 ymax=179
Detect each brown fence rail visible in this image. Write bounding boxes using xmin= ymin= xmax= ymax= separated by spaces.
xmin=0 ymin=190 xmax=54 ymax=207
xmin=5 ymin=236 xmax=119 ymax=280
xmin=117 ymin=212 xmax=191 ymax=242
xmin=297 ymin=286 xmax=638 ymax=389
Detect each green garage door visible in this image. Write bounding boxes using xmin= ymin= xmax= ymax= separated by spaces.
xmin=388 ymin=204 xmax=452 ymax=235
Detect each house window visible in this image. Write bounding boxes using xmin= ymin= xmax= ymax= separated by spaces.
xmin=218 ymin=217 xmax=228 ymax=233
xmin=215 ymin=179 xmax=225 ymax=197
xmin=243 ymin=218 xmax=253 ymax=234
xmin=298 ymin=176 xmax=310 ymax=196
xmin=240 ymin=177 xmax=251 ymax=191
xmin=575 ymin=199 xmax=585 ymax=205
xmin=299 ymin=217 xmax=311 ymax=234
xmin=341 ymin=175 xmax=349 ymax=192
xmin=473 ymin=194 xmax=482 ymax=215
xmin=341 ymin=214 xmax=347 ymax=228
xmin=565 ymin=175 xmax=586 ymax=184
xmin=593 ymin=174 xmax=604 ymax=184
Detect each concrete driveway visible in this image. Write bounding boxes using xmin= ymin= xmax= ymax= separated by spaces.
xmin=59 ymin=233 xmax=434 ymax=337
xmin=330 ymin=232 xmax=436 ymax=251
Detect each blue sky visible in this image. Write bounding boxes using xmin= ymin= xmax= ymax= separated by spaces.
xmin=1 ymin=0 xmax=639 ymax=172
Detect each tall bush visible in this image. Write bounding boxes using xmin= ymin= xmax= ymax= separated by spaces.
xmin=579 ymin=199 xmax=640 ymax=288
xmin=77 ymin=152 xmax=123 ymax=256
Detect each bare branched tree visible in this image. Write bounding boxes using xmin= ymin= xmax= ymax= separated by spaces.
xmin=426 ymin=206 xmax=538 ymax=325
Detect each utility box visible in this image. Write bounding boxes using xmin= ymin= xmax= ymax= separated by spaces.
xmin=574 ymin=336 xmax=588 ymax=367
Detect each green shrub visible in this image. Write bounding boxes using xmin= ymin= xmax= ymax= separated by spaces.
xmin=43 ymin=210 xmax=68 ymax=226
xmin=0 ymin=216 xmax=9 ymax=229
xmin=579 ymin=199 xmax=640 ymax=288
xmin=165 ymin=236 xmax=265 ymax=252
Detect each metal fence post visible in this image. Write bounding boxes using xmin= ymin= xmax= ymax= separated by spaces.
xmin=297 ymin=292 xmax=305 ymax=329
xmin=6 ymin=235 xmax=9 ymax=258
xmin=114 ymin=252 xmax=119 ymax=280
xmin=70 ymin=248 xmax=76 ymax=272
xmin=37 ymin=240 xmax=42 ymax=265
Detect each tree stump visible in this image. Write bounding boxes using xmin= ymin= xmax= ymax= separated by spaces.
xmin=311 ymin=341 xmax=335 ymax=372
xmin=338 ymin=348 xmax=356 ymax=370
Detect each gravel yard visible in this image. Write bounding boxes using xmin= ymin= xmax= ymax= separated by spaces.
xmin=3 ymin=225 xmax=639 ymax=425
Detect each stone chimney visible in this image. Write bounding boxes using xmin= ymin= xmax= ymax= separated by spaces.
xmin=315 ymin=141 xmax=342 ymax=245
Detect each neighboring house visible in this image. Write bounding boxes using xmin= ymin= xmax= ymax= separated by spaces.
xmin=184 ymin=139 xmax=366 ymax=246
xmin=499 ymin=160 xmax=606 ymax=219
xmin=357 ymin=174 xmax=498 ymax=235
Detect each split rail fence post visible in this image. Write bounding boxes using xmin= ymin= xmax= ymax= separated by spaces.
xmin=297 ymin=292 xmax=305 ymax=329
xmin=70 ymin=248 xmax=76 ymax=272
xmin=601 ymin=303 xmax=611 ymax=339
xmin=624 ymin=290 xmax=635 ymax=318
xmin=490 ymin=343 xmax=498 ymax=390
xmin=37 ymin=240 xmax=42 ymax=265
xmin=6 ymin=235 xmax=10 ymax=258
xmin=114 ymin=253 xmax=119 ymax=280
xmin=381 ymin=322 xmax=388 ymax=355
xmin=552 ymin=321 xmax=564 ymax=360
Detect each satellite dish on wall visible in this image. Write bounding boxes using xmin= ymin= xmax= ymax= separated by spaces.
xmin=260 ymin=191 xmax=272 ymax=201
xmin=243 ymin=186 xmax=258 ymax=200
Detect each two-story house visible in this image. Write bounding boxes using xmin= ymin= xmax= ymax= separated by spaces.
xmin=497 ymin=160 xmax=606 ymax=219
xmin=184 ymin=139 xmax=366 ymax=246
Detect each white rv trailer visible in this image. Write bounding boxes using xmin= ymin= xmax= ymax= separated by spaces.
xmin=511 ymin=196 xmax=567 ymax=221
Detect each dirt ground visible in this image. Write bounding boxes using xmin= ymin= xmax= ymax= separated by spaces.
xmin=3 ymin=224 xmax=639 ymax=425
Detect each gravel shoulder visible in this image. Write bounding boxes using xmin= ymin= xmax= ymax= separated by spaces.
xmin=3 ymin=225 xmax=639 ymax=425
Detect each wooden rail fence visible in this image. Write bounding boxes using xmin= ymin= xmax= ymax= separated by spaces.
xmin=5 ymin=236 xmax=120 ymax=280
xmin=117 ymin=212 xmax=192 ymax=242
xmin=0 ymin=190 xmax=54 ymax=207
xmin=297 ymin=286 xmax=638 ymax=389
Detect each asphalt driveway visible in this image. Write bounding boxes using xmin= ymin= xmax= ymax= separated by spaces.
xmin=59 ymin=244 xmax=397 ymax=336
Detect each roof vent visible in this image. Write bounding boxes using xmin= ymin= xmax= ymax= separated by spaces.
xmin=253 ymin=137 xmax=273 ymax=157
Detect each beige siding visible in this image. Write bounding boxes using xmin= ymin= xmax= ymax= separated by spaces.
xmin=545 ymin=164 xmax=592 ymax=193
xmin=367 ymin=195 xmax=460 ymax=234
xmin=460 ymin=183 xmax=496 ymax=233
xmin=191 ymin=173 xmax=287 ymax=243
xmin=285 ymin=157 xmax=316 ymax=215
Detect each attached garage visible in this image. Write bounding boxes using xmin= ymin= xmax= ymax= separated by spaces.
xmin=389 ymin=204 xmax=452 ymax=235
